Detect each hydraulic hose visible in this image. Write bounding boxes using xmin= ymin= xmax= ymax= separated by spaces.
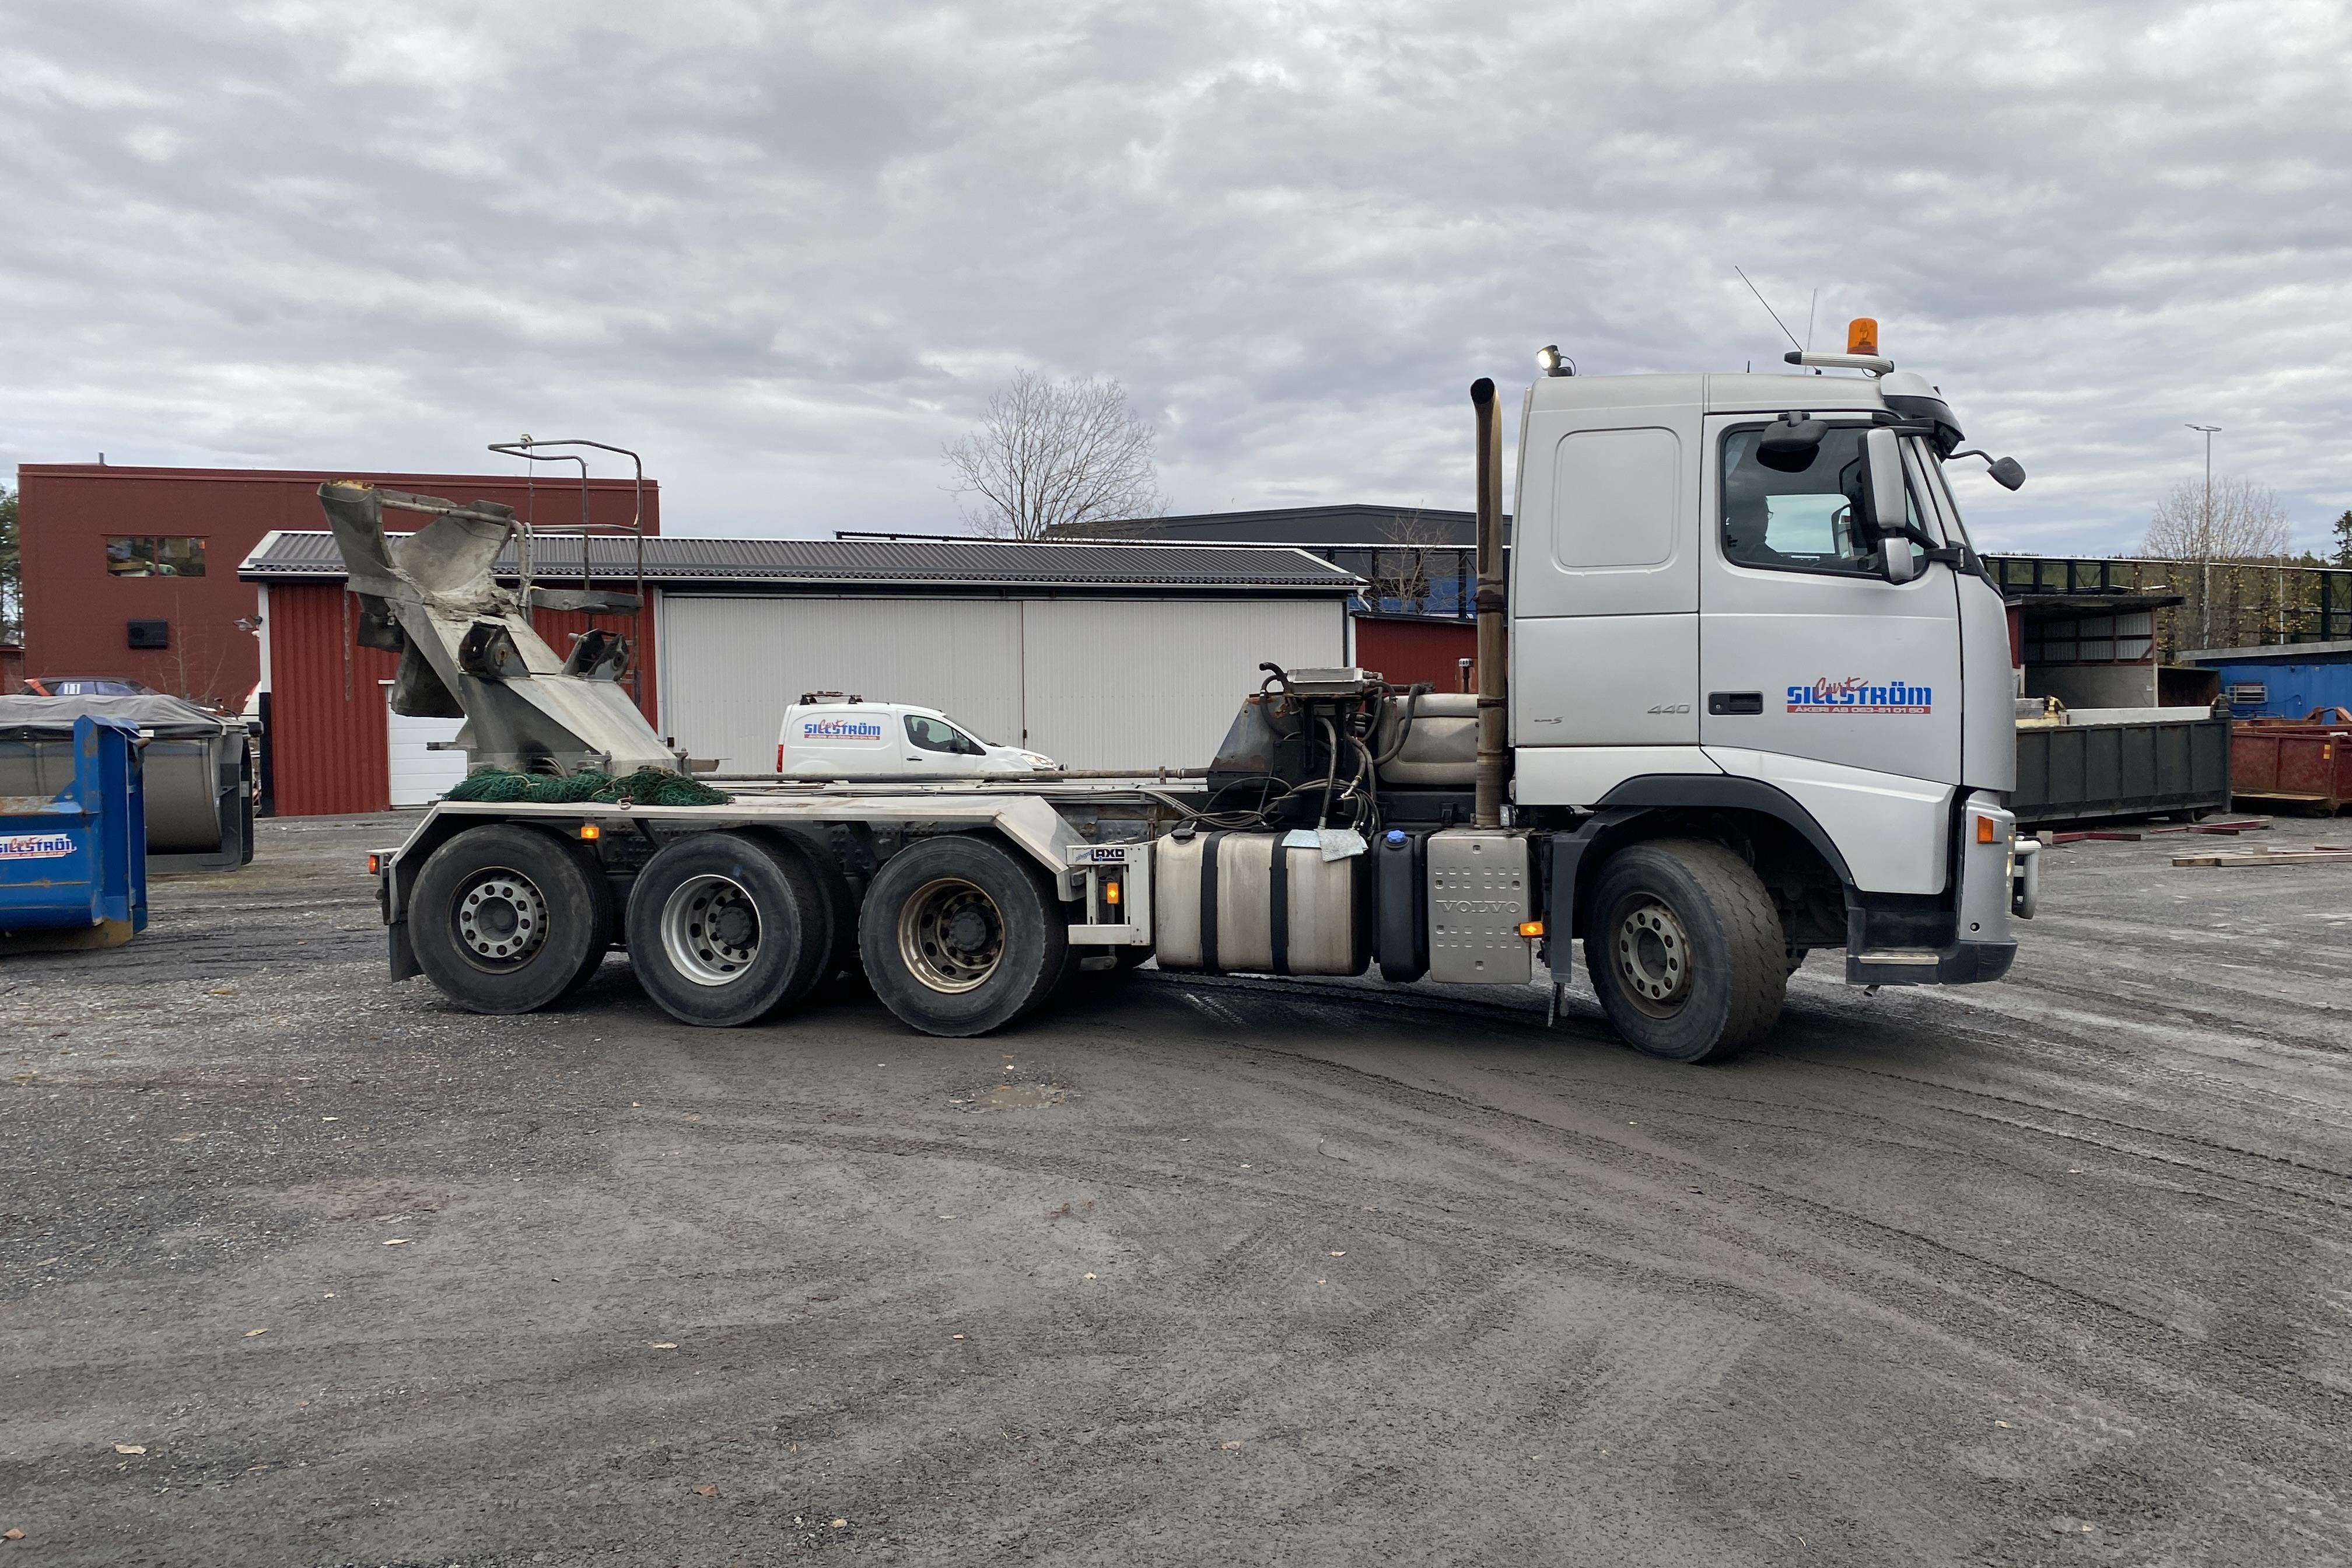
xmin=1371 ymin=682 xmax=1433 ymax=768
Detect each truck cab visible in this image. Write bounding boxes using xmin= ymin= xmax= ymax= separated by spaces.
xmin=1508 ymin=331 xmax=2036 ymax=1019
xmin=776 ymin=695 xmax=1061 ymax=779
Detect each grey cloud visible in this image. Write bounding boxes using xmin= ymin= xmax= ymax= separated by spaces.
xmin=4 ymin=0 xmax=2350 ymax=552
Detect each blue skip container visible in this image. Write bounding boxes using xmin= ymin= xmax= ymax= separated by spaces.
xmin=0 ymin=714 xmax=149 ymax=950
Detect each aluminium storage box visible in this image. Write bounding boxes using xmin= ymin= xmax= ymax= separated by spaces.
xmin=0 ymin=695 xmax=251 ymax=873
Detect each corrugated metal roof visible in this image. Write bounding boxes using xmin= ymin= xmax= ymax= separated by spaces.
xmin=239 ymin=531 xmax=1363 ymax=593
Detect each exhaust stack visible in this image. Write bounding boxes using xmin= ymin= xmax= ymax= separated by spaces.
xmin=1471 ymin=379 xmax=1508 ymax=828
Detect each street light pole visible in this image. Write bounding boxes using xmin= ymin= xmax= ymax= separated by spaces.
xmin=2188 ymin=424 xmax=2221 ymax=649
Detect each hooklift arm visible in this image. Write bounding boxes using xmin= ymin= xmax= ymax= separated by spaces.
xmin=316 ymin=481 xmax=678 ymax=778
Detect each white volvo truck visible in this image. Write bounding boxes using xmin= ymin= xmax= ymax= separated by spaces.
xmin=349 ymin=328 xmax=2038 ymax=1063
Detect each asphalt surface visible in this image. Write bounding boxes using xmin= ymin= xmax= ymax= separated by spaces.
xmin=4 ymin=811 xmax=2350 ymax=1566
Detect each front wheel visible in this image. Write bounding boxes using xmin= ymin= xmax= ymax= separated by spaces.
xmin=859 ymin=834 xmax=1069 ymax=1037
xmin=1584 ymin=838 xmax=1786 ymax=1063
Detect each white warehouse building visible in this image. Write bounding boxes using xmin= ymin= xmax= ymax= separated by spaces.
xmin=651 ymin=538 xmax=1361 ymax=772
xmin=243 ymin=533 xmax=1363 ymax=783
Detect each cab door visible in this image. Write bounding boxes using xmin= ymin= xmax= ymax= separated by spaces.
xmin=1696 ymin=416 xmax=1962 ymax=786
xmin=1510 ymin=383 xmax=1703 ymax=755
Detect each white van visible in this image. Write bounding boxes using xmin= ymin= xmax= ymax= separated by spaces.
xmin=775 ymin=695 xmax=1060 ymax=778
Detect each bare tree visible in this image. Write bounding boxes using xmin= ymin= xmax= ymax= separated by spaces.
xmin=1365 ymin=510 xmax=1452 ymax=613
xmin=2143 ymin=474 xmax=2291 ymax=561
xmin=944 ymin=370 xmax=1164 ymax=539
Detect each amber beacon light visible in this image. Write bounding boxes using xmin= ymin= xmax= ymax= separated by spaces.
xmin=1846 ymin=317 xmax=1880 ymax=355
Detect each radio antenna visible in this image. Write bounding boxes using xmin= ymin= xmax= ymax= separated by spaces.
xmin=1804 ymin=288 xmax=1818 ymax=352
xmin=1735 ymin=267 xmax=1803 ymax=352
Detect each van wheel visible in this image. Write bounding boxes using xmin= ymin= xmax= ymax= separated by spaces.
xmin=626 ymin=833 xmax=828 ymax=1027
xmin=1584 ymin=838 xmax=1785 ymax=1063
xmin=860 ymin=835 xmax=1069 ymax=1037
xmin=410 ymin=825 xmax=606 ymax=1014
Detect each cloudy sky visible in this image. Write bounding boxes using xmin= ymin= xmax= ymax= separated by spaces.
xmin=6 ymin=0 xmax=2349 ymax=554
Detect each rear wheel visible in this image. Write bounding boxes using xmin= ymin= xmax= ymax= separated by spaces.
xmin=1584 ymin=838 xmax=1786 ymax=1063
xmin=765 ymin=829 xmax=860 ymax=983
xmin=859 ymin=834 xmax=1068 ymax=1037
xmin=410 ymin=825 xmax=606 ymax=1014
xmin=625 ymin=833 xmax=828 ymax=1027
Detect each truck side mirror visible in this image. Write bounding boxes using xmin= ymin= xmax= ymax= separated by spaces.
xmin=1861 ymin=428 xmax=1918 ymax=584
xmin=1952 ymin=447 xmax=2028 ymax=491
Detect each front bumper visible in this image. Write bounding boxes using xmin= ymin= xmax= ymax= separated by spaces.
xmin=1847 ymin=939 xmax=2015 ymax=986
xmin=1843 ymin=792 xmax=2026 ymax=988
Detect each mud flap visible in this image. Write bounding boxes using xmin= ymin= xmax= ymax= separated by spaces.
xmin=389 ymin=919 xmax=422 ymax=981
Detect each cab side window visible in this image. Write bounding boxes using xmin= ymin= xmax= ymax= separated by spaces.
xmin=1721 ymin=426 xmax=1885 ymax=578
xmin=905 ymin=715 xmax=982 ymax=755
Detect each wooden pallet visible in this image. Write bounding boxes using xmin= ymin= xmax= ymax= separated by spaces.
xmin=2170 ymin=845 xmax=2352 ymax=869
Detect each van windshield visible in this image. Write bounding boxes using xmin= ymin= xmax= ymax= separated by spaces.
xmin=905 ymin=715 xmax=986 ymax=756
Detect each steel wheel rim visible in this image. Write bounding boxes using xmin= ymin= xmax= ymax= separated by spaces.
xmin=897 ymin=876 xmax=1005 ymax=994
xmin=1612 ymin=896 xmax=1692 ymax=1017
xmin=455 ymin=866 xmax=548 ymax=971
xmin=661 ymin=873 xmax=761 ymax=987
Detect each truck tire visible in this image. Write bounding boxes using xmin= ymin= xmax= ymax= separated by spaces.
xmin=625 ymin=833 xmax=829 ymax=1027
xmin=556 ymin=868 xmax=619 ymax=1001
xmin=859 ymin=834 xmax=1070 ymax=1037
xmin=1584 ymin=838 xmax=1786 ymax=1064
xmin=761 ymin=828 xmax=860 ymax=984
xmin=410 ymin=825 xmax=607 ymax=1014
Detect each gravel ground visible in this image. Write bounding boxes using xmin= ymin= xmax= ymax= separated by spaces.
xmin=4 ymin=811 xmax=2350 ymax=1566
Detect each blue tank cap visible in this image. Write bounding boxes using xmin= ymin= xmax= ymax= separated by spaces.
xmin=1384 ymin=829 xmax=1407 ymax=845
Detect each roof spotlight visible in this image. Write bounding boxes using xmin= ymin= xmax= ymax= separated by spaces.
xmin=1535 ymin=344 xmax=1574 ymax=377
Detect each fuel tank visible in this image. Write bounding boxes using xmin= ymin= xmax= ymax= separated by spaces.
xmin=1152 ymin=831 xmax=1371 ymax=976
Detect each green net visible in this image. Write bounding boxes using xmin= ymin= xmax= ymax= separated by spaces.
xmin=446 ymin=767 xmax=732 ymax=807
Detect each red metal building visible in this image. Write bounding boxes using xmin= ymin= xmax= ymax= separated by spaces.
xmin=1353 ymin=614 xmax=1476 ymax=690
xmin=254 ymin=577 xmax=660 ymax=817
xmin=15 ymin=464 xmax=659 ymax=710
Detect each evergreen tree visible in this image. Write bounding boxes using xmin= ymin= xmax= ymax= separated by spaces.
xmin=0 ymin=484 xmax=19 ymax=645
xmin=2333 ymin=508 xmax=2352 ymax=569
